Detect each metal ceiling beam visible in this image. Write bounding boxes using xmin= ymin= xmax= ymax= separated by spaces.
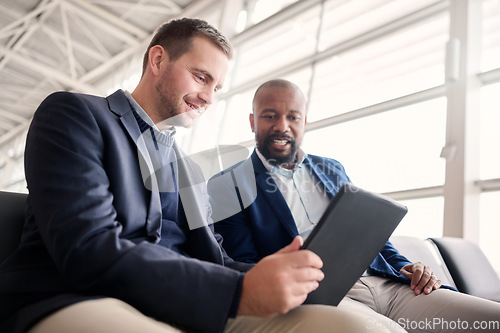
xmin=98 ymin=0 xmax=181 ymax=17
xmin=230 ymin=0 xmax=323 ymax=46
xmin=79 ymin=40 xmax=145 ymax=84
xmin=0 ymin=0 xmax=58 ymax=72
xmin=219 ymin=0 xmax=448 ymax=99
xmin=0 ymin=122 xmax=29 ymax=147
xmin=0 ymin=108 xmax=28 ymax=123
xmin=60 ymin=3 xmax=78 ymax=80
xmin=157 ymin=0 xmax=183 ymax=11
xmin=79 ymin=0 xmax=220 ymax=84
xmin=45 ymin=25 xmax=111 ymax=62
xmin=0 ymin=0 xmax=58 ymax=37
xmin=0 ymin=0 xmax=226 ymax=190
xmin=0 ymin=103 xmax=32 ymax=116
xmin=0 ymin=45 xmax=100 ymax=94
xmin=0 ymin=0 xmax=221 ymax=147
xmin=67 ymin=14 xmax=112 ymax=60
xmin=0 ymin=66 xmax=49 ymax=87
xmin=0 ymin=85 xmax=42 ymax=96
xmin=67 ymin=0 xmax=148 ymax=40
xmin=0 ymin=3 xmax=110 ymax=64
xmin=218 ymin=0 xmax=245 ymax=38
xmin=0 ymin=117 xmax=13 ymax=131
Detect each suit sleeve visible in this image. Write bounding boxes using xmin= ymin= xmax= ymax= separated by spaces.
xmin=25 ymin=92 xmax=243 ymax=333
xmin=380 ymin=241 xmax=412 ymax=272
xmin=214 ymin=209 xmax=261 ymax=264
xmin=208 ymin=166 xmax=263 ymax=264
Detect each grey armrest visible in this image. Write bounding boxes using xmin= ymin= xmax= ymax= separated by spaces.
xmin=429 ymin=237 xmax=500 ymax=302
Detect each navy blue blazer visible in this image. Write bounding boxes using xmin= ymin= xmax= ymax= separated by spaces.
xmin=210 ymin=150 xmax=412 ymax=283
xmin=0 ymin=90 xmax=251 ymax=333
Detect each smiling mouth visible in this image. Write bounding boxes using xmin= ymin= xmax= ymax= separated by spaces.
xmin=268 ymin=136 xmax=293 ymax=150
xmin=272 ymin=139 xmax=290 ymax=146
xmin=186 ymin=101 xmax=203 ymax=114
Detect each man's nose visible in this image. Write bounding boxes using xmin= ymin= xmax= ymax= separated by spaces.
xmin=199 ymin=87 xmax=214 ymax=105
xmin=273 ymin=116 xmax=290 ymax=132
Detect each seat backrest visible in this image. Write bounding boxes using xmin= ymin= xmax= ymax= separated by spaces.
xmin=389 ymin=236 xmax=456 ymax=288
xmin=429 ymin=237 xmax=500 ymax=302
xmin=0 ymin=191 xmax=28 ymax=263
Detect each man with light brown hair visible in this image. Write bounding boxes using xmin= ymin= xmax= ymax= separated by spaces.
xmin=0 ymin=19 xmax=390 ymax=333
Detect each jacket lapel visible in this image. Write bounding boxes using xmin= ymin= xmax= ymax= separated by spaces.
xmin=106 ymin=90 xmax=162 ymax=241
xmin=304 ymin=157 xmax=336 ymax=199
xmin=251 ymin=151 xmax=298 ymax=237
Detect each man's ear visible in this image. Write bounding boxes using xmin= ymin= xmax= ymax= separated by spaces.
xmin=304 ymin=115 xmax=307 ymax=126
xmin=148 ymin=45 xmax=168 ymax=77
xmin=249 ymin=113 xmax=255 ymax=133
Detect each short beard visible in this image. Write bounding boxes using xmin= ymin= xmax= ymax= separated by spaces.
xmin=257 ymin=135 xmax=297 ymax=167
xmin=154 ymin=64 xmax=197 ymax=128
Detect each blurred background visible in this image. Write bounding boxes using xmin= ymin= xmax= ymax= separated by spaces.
xmin=0 ymin=0 xmax=499 ymax=274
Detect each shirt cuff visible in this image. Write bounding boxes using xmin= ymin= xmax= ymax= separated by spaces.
xmin=228 ymin=272 xmax=244 ymax=318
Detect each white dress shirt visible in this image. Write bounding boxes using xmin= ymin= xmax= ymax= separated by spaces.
xmin=256 ymin=149 xmax=331 ymax=239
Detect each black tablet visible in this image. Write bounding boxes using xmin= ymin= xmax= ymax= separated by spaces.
xmin=302 ymin=183 xmax=408 ymax=305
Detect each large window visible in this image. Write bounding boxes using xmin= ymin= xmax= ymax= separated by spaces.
xmin=1 ymin=0 xmax=499 ymax=273
xmin=302 ymin=99 xmax=447 ymax=194
xmin=481 ymin=0 xmax=500 ymax=72
xmin=318 ymin=0 xmax=442 ymax=51
xmin=480 ymin=192 xmax=500 ymax=272
xmin=310 ymin=1 xmax=448 ymax=121
xmin=480 ymin=82 xmax=500 ymax=180
xmin=205 ymin=0 xmax=500 ymax=274
xmin=232 ymin=5 xmax=320 ymax=87
xmin=396 ymin=197 xmax=444 ymax=239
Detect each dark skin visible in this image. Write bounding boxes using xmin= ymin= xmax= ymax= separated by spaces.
xmin=250 ymin=83 xmax=442 ymax=296
xmin=250 ymin=85 xmax=306 ymax=170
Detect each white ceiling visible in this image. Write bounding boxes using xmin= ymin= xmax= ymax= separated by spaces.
xmin=0 ymin=0 xmax=211 ymax=147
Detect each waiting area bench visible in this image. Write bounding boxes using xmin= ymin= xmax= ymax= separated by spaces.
xmin=1 ymin=190 xmax=499 ymax=302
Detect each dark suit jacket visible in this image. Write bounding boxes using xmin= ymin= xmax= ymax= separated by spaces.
xmin=210 ymin=150 xmax=412 ymax=282
xmin=0 ymin=90 xmax=251 ymax=333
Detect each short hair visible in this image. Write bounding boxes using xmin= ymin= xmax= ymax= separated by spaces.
xmin=141 ymin=18 xmax=232 ymax=76
xmin=252 ymin=79 xmax=305 ymax=112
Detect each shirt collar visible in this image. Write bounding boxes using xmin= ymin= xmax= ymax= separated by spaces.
xmin=124 ymin=90 xmax=176 ymax=137
xmin=255 ymin=147 xmax=307 ymax=175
